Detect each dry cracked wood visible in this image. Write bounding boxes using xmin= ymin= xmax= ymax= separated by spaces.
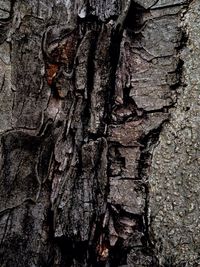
xmin=1 ymin=0 xmax=199 ymax=267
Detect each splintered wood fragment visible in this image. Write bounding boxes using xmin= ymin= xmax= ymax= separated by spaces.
xmin=46 ymin=63 xmax=59 ymax=86
xmin=96 ymin=242 xmax=109 ymax=261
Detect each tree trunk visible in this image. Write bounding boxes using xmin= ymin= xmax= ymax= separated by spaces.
xmin=0 ymin=0 xmax=199 ymax=266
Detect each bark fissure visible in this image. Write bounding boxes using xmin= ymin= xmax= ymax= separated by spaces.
xmin=0 ymin=0 xmax=197 ymax=266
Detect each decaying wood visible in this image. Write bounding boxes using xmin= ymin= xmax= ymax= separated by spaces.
xmin=0 ymin=0 xmax=199 ymax=266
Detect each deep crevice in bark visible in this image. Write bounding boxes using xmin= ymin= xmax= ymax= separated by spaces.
xmin=0 ymin=0 xmax=193 ymax=266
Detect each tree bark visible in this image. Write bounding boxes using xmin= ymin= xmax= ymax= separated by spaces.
xmin=0 ymin=0 xmax=199 ymax=266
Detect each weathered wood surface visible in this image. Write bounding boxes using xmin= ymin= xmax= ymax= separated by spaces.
xmin=0 ymin=0 xmax=199 ymax=266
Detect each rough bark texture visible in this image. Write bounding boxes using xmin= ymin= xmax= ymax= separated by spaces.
xmin=0 ymin=0 xmax=199 ymax=266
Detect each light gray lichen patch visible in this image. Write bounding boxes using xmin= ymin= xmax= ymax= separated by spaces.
xmin=0 ymin=0 xmax=11 ymax=19
xmin=149 ymin=1 xmax=200 ymax=265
